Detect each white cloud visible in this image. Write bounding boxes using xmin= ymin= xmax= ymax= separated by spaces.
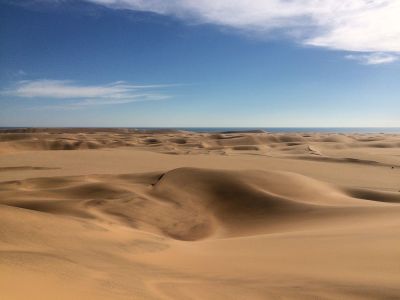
xmin=86 ymin=0 xmax=400 ymax=63
xmin=345 ymin=52 xmax=399 ymax=65
xmin=2 ymin=79 xmax=173 ymax=108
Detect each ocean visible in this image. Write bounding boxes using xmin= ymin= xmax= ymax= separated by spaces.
xmin=136 ymin=127 xmax=400 ymax=133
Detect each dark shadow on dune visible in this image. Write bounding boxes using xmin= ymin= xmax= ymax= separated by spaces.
xmin=343 ymin=188 xmax=400 ymax=203
xmin=2 ymin=167 xmax=400 ymax=241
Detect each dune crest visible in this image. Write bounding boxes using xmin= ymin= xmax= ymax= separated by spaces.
xmin=1 ymin=130 xmax=399 ymax=169
xmin=1 ymin=167 xmax=399 ymax=242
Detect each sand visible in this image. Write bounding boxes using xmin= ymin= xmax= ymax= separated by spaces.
xmin=0 ymin=129 xmax=399 ymax=299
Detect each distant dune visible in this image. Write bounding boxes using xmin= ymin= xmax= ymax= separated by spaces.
xmin=1 ymin=130 xmax=400 ymax=164
xmin=0 ymin=130 xmax=399 ymax=299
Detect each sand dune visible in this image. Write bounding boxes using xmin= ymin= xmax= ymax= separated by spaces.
xmin=1 ymin=130 xmax=400 ymax=299
xmin=1 ymin=130 xmax=399 ymax=166
xmin=1 ymin=167 xmax=398 ymax=241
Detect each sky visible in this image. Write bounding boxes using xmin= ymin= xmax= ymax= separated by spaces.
xmin=0 ymin=0 xmax=399 ymax=127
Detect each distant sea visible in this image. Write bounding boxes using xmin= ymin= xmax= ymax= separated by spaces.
xmin=1 ymin=127 xmax=399 ymax=133
xmin=141 ymin=127 xmax=400 ymax=133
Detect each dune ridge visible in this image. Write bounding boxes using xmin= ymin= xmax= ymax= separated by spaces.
xmin=1 ymin=167 xmax=399 ymax=242
xmin=1 ymin=130 xmax=399 ymax=168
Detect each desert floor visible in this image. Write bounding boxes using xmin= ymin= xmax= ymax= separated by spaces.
xmin=0 ymin=129 xmax=399 ymax=299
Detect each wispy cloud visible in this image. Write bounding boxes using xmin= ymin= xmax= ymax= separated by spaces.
xmin=86 ymin=0 xmax=400 ymax=64
xmin=345 ymin=52 xmax=399 ymax=65
xmin=2 ymin=79 xmax=173 ymax=109
xmin=16 ymin=70 xmax=27 ymax=76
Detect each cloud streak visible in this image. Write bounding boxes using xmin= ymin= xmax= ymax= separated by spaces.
xmin=86 ymin=0 xmax=400 ymax=64
xmin=345 ymin=53 xmax=399 ymax=65
xmin=2 ymin=79 xmax=173 ymax=108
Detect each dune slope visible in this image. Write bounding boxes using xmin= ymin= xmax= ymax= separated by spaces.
xmin=2 ymin=167 xmax=399 ymax=241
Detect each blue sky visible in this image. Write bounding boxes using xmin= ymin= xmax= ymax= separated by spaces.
xmin=1 ymin=0 xmax=399 ymax=127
